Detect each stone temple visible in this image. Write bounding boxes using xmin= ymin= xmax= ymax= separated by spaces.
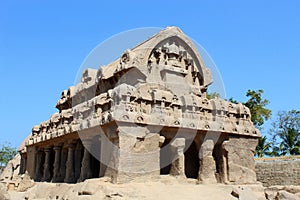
xmin=19 ymin=27 xmax=260 ymax=184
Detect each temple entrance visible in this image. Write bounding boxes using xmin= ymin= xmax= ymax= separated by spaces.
xmin=90 ymin=155 xmax=100 ymax=178
xmin=35 ymin=150 xmax=45 ymax=182
xmin=184 ymin=140 xmax=199 ymax=179
xmin=90 ymin=140 xmax=100 ymax=178
xmin=160 ymin=138 xmax=174 ymax=175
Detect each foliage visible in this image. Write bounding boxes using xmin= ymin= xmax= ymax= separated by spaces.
xmin=0 ymin=143 xmax=17 ymax=168
xmin=229 ymin=89 xmax=271 ymax=130
xmin=206 ymin=92 xmax=220 ymax=100
xmin=270 ymin=110 xmax=300 ymax=156
xmin=244 ymin=90 xmax=272 ymax=129
xmin=255 ymin=136 xmax=273 ymax=157
xmin=228 ymin=97 xmax=238 ymax=104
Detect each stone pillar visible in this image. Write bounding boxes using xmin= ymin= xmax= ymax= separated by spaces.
xmin=42 ymin=147 xmax=52 ymax=182
xmin=79 ymin=140 xmax=93 ymax=182
xmin=34 ymin=151 xmax=40 ymax=181
xmin=104 ymin=138 xmax=119 ymax=183
xmin=74 ymin=141 xmax=83 ymax=182
xmin=34 ymin=149 xmax=44 ymax=181
xmin=58 ymin=147 xmax=68 ymax=182
xmin=100 ymin=135 xmax=114 ymax=179
xmin=52 ymin=145 xmax=62 ymax=182
xmin=169 ymin=138 xmax=186 ymax=177
xmin=98 ymin=136 xmax=106 ymax=178
xmin=199 ymin=139 xmax=217 ymax=184
xmin=26 ymin=146 xmax=37 ymax=179
xmin=19 ymin=153 xmax=27 ymax=175
xmin=64 ymin=143 xmax=76 ymax=183
xmin=222 ymin=137 xmax=258 ymax=184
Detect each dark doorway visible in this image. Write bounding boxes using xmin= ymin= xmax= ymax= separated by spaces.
xmin=160 ymin=139 xmax=173 ymax=175
xmin=90 ymin=137 xmax=101 ymax=178
xmin=184 ymin=140 xmax=199 ymax=179
xmin=90 ymin=155 xmax=100 ymax=178
xmin=35 ymin=150 xmax=45 ymax=182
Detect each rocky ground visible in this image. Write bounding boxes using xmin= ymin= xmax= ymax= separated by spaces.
xmin=0 ymin=175 xmax=277 ymax=200
xmin=1 ymin=175 xmax=300 ymax=199
xmin=0 ymin=155 xmax=299 ymax=200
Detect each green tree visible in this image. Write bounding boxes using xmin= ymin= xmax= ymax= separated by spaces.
xmin=270 ymin=110 xmax=300 ymax=156
xmin=206 ymin=92 xmax=220 ymax=100
xmin=228 ymin=89 xmax=271 ymax=129
xmin=255 ymin=136 xmax=272 ymax=157
xmin=269 ymin=143 xmax=285 ymax=157
xmin=228 ymin=97 xmax=238 ymax=104
xmin=244 ymin=89 xmax=272 ymax=129
xmin=244 ymin=90 xmax=272 ymax=157
xmin=0 ymin=143 xmax=17 ymax=168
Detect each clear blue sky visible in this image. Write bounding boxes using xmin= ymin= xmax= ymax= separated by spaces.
xmin=1 ymin=1 xmax=299 ymax=148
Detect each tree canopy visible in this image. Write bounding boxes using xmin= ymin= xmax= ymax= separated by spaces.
xmin=244 ymin=90 xmax=272 ymax=129
xmin=255 ymin=136 xmax=272 ymax=157
xmin=269 ymin=110 xmax=300 ymax=156
xmin=0 ymin=143 xmax=17 ymax=168
xmin=229 ymin=89 xmax=272 ymax=130
xmin=206 ymin=92 xmax=220 ymax=100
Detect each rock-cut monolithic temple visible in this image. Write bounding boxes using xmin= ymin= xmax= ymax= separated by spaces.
xmin=19 ymin=27 xmax=260 ymax=184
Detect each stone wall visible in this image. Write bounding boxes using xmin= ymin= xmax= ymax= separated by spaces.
xmin=255 ymin=156 xmax=300 ymax=187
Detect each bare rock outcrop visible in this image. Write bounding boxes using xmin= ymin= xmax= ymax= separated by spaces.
xmin=0 ymin=154 xmax=20 ymax=182
xmin=0 ymin=184 xmax=9 ymax=200
xmin=3 ymin=176 xmax=267 ymax=200
xmin=276 ymin=191 xmax=300 ymax=200
xmin=265 ymin=186 xmax=300 ymax=200
xmin=16 ymin=173 xmax=36 ymax=192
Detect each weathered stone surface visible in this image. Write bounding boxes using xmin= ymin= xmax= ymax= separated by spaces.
xmin=0 ymin=184 xmax=9 ymax=200
xmin=265 ymin=189 xmax=277 ymax=200
xmin=170 ymin=138 xmax=186 ymax=177
xmin=231 ymin=186 xmax=258 ymax=200
xmin=7 ymin=177 xmax=267 ymax=200
xmin=77 ymin=180 xmax=99 ymax=196
xmin=276 ymin=190 xmax=300 ymax=200
xmin=285 ymin=186 xmax=300 ymax=194
xmin=0 ymin=154 xmax=20 ymax=182
xmin=116 ymin=126 xmax=161 ymax=183
xmin=17 ymin=173 xmax=36 ymax=192
xmin=0 ymin=193 xmax=7 ymax=200
xmin=264 ymin=186 xmax=300 ymax=200
xmin=223 ymin=137 xmax=258 ymax=184
xmin=255 ymin=157 xmax=300 ymax=187
xmin=0 ymin=164 xmax=13 ymax=182
xmin=199 ymin=139 xmax=217 ymax=183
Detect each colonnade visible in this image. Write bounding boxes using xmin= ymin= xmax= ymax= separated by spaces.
xmin=163 ymin=137 xmax=221 ymax=183
xmin=33 ymin=139 xmax=100 ymax=183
